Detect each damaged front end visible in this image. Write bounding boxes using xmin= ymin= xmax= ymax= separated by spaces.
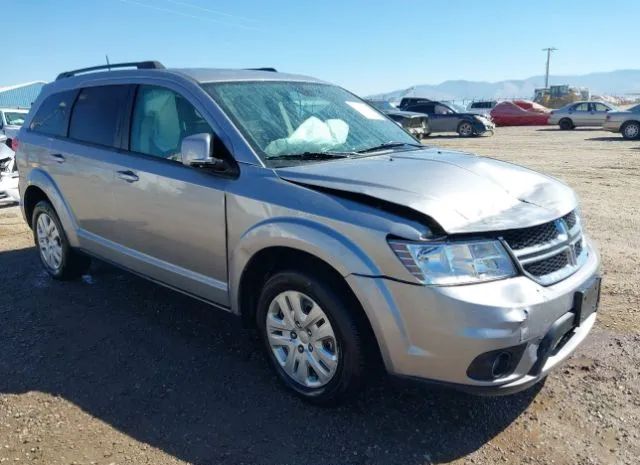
xmin=0 ymin=142 xmax=19 ymax=204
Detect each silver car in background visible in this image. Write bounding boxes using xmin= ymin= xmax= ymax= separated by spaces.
xmin=0 ymin=108 xmax=28 ymax=148
xmin=15 ymin=62 xmax=600 ymax=405
xmin=549 ymin=101 xmax=617 ymax=130
xmin=602 ymin=103 xmax=640 ymax=140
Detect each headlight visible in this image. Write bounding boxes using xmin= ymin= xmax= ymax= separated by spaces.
xmin=389 ymin=239 xmax=516 ymax=285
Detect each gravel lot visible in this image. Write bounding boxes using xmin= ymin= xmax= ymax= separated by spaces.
xmin=1 ymin=126 xmax=639 ymax=465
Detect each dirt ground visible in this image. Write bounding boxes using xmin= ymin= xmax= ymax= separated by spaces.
xmin=1 ymin=126 xmax=639 ymax=465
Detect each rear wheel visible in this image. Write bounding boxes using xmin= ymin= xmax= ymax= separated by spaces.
xmin=256 ymin=270 xmax=367 ymax=405
xmin=32 ymin=201 xmax=91 ymax=280
xmin=621 ymin=121 xmax=640 ymax=140
xmin=559 ymin=118 xmax=574 ymax=130
xmin=457 ymin=121 xmax=474 ymax=137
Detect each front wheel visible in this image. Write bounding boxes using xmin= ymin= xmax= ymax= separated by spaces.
xmin=457 ymin=121 xmax=474 ymax=137
xmin=559 ymin=118 xmax=574 ymax=130
xmin=621 ymin=121 xmax=640 ymax=140
xmin=32 ymin=201 xmax=91 ymax=280
xmin=256 ymin=270 xmax=367 ymax=405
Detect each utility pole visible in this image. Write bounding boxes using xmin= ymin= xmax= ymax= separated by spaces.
xmin=542 ymin=47 xmax=557 ymax=89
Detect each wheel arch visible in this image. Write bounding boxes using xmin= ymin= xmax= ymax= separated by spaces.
xmin=235 ymin=245 xmax=384 ymax=369
xmin=21 ymin=169 xmax=80 ymax=246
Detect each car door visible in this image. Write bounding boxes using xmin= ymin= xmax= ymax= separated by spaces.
xmin=30 ymin=86 xmax=132 ymax=247
xmin=108 ymin=84 xmax=233 ymax=306
xmin=590 ymin=103 xmax=612 ymax=126
xmin=569 ymin=102 xmax=590 ymax=126
xmin=434 ymin=104 xmax=458 ymax=132
xmin=408 ymin=103 xmax=447 ymax=131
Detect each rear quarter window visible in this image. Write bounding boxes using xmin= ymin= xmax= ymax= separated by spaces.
xmin=69 ymin=85 xmax=132 ymax=148
xmin=29 ymin=90 xmax=78 ymax=137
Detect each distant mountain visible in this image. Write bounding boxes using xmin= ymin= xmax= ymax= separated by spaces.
xmin=369 ymin=69 xmax=640 ymax=102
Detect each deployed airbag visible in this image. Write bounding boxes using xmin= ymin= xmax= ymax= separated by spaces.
xmin=265 ymin=117 xmax=349 ymax=156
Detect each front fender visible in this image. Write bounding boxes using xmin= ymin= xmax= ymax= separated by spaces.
xmin=21 ymin=168 xmax=80 ymax=246
xmin=228 ymin=217 xmax=381 ymax=314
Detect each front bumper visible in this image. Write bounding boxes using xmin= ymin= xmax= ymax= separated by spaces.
xmin=473 ymin=119 xmax=495 ymax=135
xmin=347 ymin=237 xmax=600 ymax=394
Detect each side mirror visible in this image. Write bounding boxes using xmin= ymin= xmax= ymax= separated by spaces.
xmin=181 ymin=133 xmax=226 ymax=171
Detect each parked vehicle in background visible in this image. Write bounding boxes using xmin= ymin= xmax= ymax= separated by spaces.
xmin=602 ymin=103 xmax=640 ymax=140
xmin=0 ymin=108 xmax=28 ymax=149
xmin=0 ymin=135 xmax=19 ymax=203
xmin=534 ymin=85 xmax=589 ymax=109
xmin=467 ymin=100 xmax=497 ymax=116
xmin=16 ymin=61 xmax=600 ymax=405
xmin=398 ymin=98 xmax=494 ymax=137
xmin=512 ymin=100 xmax=550 ymax=113
xmin=366 ymin=100 xmax=430 ymax=138
xmin=490 ymin=101 xmax=551 ymax=126
xmin=549 ymin=101 xmax=617 ymax=130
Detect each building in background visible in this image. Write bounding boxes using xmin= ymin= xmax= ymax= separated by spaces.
xmin=0 ymin=81 xmax=46 ymax=109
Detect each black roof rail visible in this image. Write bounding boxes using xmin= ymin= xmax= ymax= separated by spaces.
xmin=56 ymin=61 xmax=165 ymax=80
xmin=246 ymin=67 xmax=278 ymax=72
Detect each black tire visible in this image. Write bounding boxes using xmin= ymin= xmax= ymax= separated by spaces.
xmin=621 ymin=121 xmax=640 ymax=140
xmin=256 ymin=270 xmax=367 ymax=405
xmin=457 ymin=121 xmax=474 ymax=137
xmin=32 ymin=201 xmax=91 ymax=280
xmin=559 ymin=118 xmax=574 ymax=130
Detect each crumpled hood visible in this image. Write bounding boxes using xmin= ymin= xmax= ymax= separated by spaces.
xmin=275 ymin=147 xmax=577 ymax=234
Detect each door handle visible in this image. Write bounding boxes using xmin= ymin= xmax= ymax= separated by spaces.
xmin=49 ymin=153 xmax=65 ymax=163
xmin=116 ymin=170 xmax=139 ymax=183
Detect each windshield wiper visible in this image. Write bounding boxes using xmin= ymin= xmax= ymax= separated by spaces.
xmin=356 ymin=141 xmax=424 ymax=154
xmin=266 ymin=151 xmax=352 ymax=161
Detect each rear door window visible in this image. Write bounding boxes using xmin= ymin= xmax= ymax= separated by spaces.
xmin=29 ymin=90 xmax=78 ymax=137
xmin=69 ymin=85 xmax=132 ymax=148
xmin=573 ymin=103 xmax=589 ymax=112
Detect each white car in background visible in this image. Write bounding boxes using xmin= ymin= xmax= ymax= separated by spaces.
xmin=0 ymin=108 xmax=28 ymax=148
xmin=0 ymin=135 xmax=19 ymax=204
xmin=467 ymin=100 xmax=497 ymax=116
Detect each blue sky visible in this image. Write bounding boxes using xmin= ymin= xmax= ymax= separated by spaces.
xmin=4 ymin=0 xmax=638 ymax=95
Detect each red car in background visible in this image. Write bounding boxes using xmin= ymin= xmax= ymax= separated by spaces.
xmin=490 ymin=101 xmax=551 ymax=126
xmin=512 ymin=100 xmax=550 ymax=113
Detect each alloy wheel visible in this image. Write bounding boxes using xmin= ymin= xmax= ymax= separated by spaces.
xmin=265 ymin=291 xmax=339 ymax=388
xmin=459 ymin=122 xmax=473 ymax=136
xmin=36 ymin=213 xmax=63 ymax=271
xmin=623 ymin=122 xmax=639 ymax=139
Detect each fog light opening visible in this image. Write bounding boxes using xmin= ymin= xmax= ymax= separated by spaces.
xmin=491 ymin=352 xmax=513 ymax=378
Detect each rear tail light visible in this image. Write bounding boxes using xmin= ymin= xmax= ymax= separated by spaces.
xmin=10 ymin=137 xmax=19 ymax=152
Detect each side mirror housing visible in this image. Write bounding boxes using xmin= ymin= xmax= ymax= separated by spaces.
xmin=181 ymin=133 xmax=226 ymax=171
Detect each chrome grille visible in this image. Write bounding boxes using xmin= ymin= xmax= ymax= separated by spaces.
xmin=501 ymin=210 xmax=586 ymax=285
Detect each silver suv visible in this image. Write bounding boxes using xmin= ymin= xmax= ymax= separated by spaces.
xmin=16 ymin=61 xmax=601 ymax=404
